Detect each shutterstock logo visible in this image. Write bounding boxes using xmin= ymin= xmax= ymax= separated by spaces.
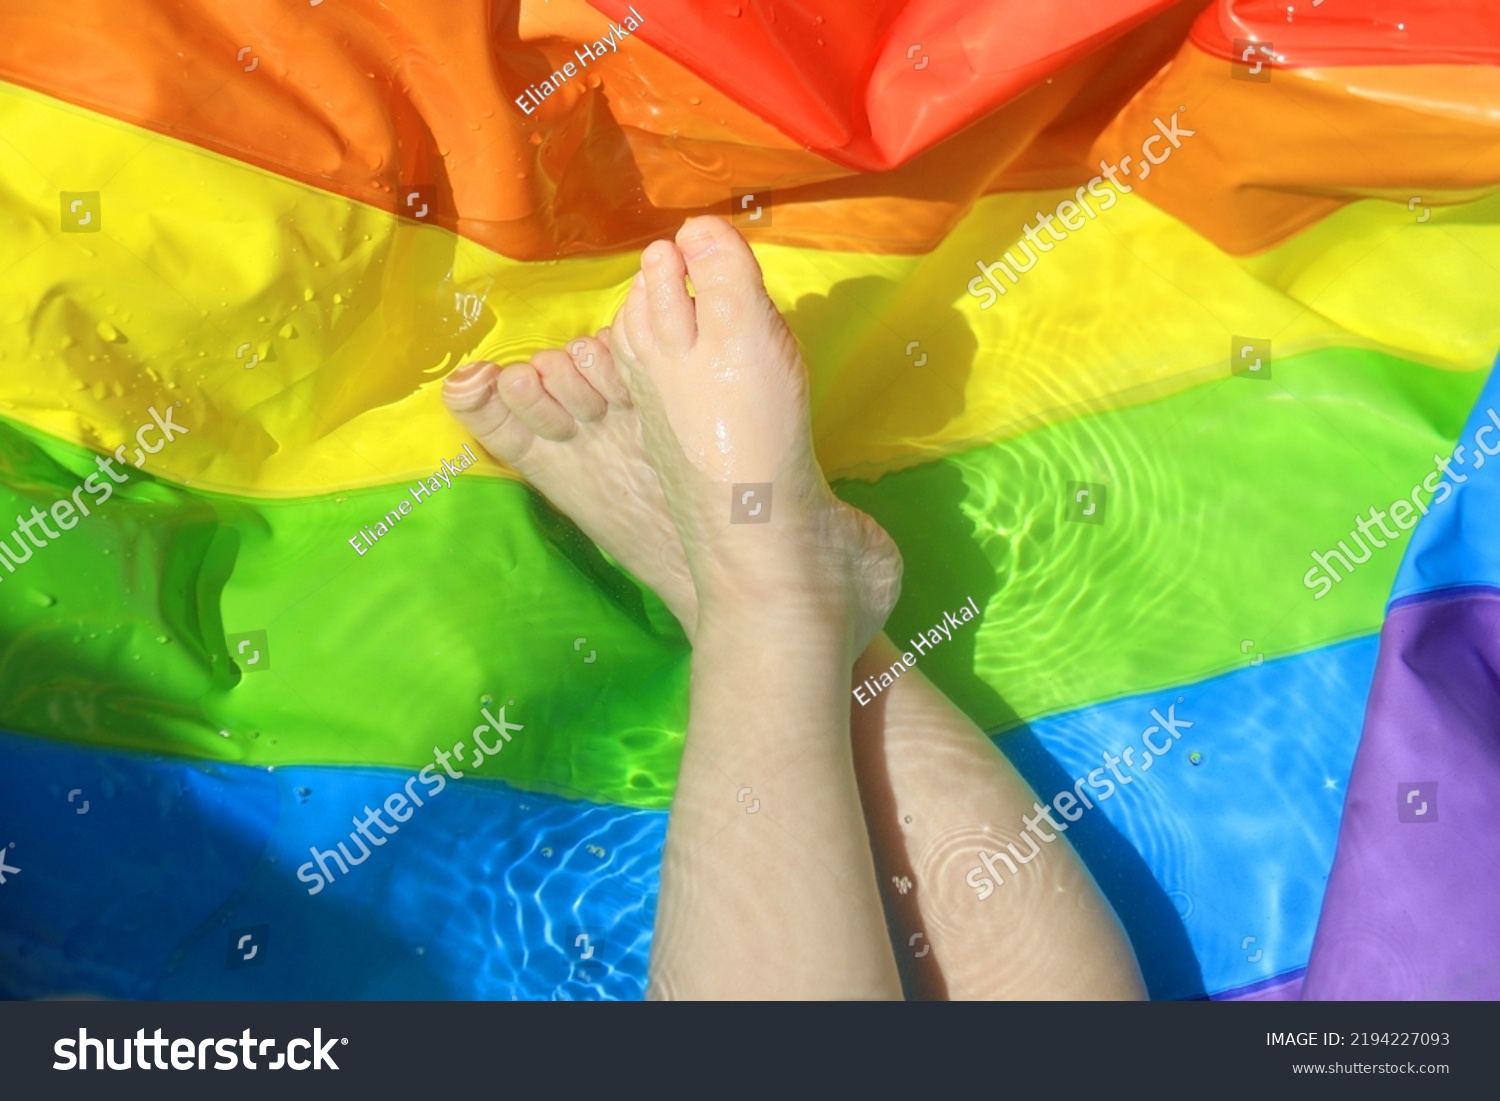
xmin=54 ymin=1028 xmax=344 ymax=1070
xmin=967 ymin=111 xmax=1198 ymax=308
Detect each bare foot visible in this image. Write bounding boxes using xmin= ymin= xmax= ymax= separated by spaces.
xmin=441 ymin=333 xmax=698 ymax=638
xmin=608 ymin=216 xmax=901 ymax=653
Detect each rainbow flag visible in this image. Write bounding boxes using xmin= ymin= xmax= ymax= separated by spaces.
xmin=1 ymin=0 xmax=1497 ymax=1000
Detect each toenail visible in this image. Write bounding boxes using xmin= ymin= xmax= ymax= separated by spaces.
xmin=446 ymin=362 xmax=486 ymax=385
xmin=642 ymin=241 xmax=670 ymax=268
xmin=679 ymin=237 xmax=715 ymax=260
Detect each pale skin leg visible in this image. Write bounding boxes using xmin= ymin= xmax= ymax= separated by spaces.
xmin=640 ymin=605 xmax=900 ymax=999
xmin=852 ymin=634 xmax=1145 ymax=999
xmin=608 ymin=218 xmax=903 ymax=1000
xmin=443 ymin=216 xmax=1143 ymax=999
xmin=444 ymin=220 xmax=903 ymax=999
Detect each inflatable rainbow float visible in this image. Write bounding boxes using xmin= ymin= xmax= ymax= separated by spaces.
xmin=1 ymin=0 xmax=1497 ymax=999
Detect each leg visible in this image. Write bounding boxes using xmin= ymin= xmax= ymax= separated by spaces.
xmin=444 ymin=228 xmax=902 ymax=998
xmin=609 ymin=218 xmax=903 ymax=999
xmin=852 ymin=633 xmax=1146 ymax=999
xmin=444 ymin=220 xmax=1141 ymax=999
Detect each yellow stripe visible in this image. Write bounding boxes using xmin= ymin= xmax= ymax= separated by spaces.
xmin=3 ymin=79 xmax=1498 ymax=497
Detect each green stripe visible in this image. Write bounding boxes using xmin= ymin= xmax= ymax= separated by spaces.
xmin=844 ymin=347 xmax=1485 ymax=729
xmin=0 ymin=347 xmax=1483 ymax=807
xmin=0 ymin=428 xmax=690 ymax=809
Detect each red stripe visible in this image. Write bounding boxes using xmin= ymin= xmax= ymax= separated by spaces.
xmin=1190 ymin=0 xmax=1500 ymax=68
xmin=590 ymin=0 xmax=1185 ymax=170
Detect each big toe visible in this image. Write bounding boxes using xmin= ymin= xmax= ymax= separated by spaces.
xmin=443 ymin=361 xmax=535 ymax=466
xmin=675 ymin=215 xmax=776 ymax=341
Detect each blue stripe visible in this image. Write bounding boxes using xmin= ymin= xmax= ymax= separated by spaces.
xmin=0 ymin=633 xmax=1375 ymax=1000
xmin=1006 ymin=634 xmax=1376 ymax=1000
xmin=0 ymin=733 xmax=661 ymax=1000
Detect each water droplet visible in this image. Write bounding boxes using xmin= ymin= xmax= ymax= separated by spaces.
xmin=155 ymin=634 xmax=170 ymax=644
xmin=688 ymin=95 xmax=701 ymax=105
xmin=96 ymin=320 xmax=125 ymax=343
xmin=295 ymin=786 xmax=312 ymax=802
xmin=540 ymin=847 xmax=553 ymax=857
xmin=24 ymin=590 xmax=55 ymax=608
xmin=903 ymin=815 xmax=913 ymax=824
xmin=218 ymin=728 xmax=231 ymax=738
xmin=1189 ymin=752 xmax=1203 ymax=766
xmin=480 ymin=694 xmax=494 ymax=708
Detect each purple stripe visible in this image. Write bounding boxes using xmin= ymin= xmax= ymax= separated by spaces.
xmin=1302 ymin=589 xmax=1500 ymax=1000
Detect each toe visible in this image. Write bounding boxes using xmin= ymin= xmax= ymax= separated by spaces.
xmin=499 ymin=362 xmax=577 ymax=442
xmin=621 ymin=271 xmax=655 ymax=370
xmin=443 ymin=361 xmax=537 ymax=466
xmin=640 ymin=240 xmax=696 ymax=356
xmin=570 ymin=332 xmax=631 ymax=406
xmin=606 ymin=320 xmax=643 ymax=394
xmin=533 ymin=348 xmax=607 ymax=423
xmin=675 ymin=215 xmax=774 ymax=341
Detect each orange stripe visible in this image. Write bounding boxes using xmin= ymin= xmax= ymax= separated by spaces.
xmin=0 ymin=0 xmax=1210 ymax=258
xmin=0 ymin=0 xmax=834 ymax=260
xmin=4 ymin=2 xmax=1494 ymax=263
xmin=1087 ymin=47 xmax=1500 ymax=254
